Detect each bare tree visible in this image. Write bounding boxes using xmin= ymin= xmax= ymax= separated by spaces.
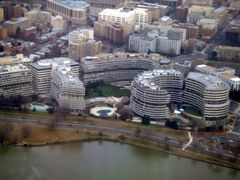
xmin=21 ymin=124 xmax=32 ymax=138
xmin=135 ymin=126 xmax=142 ymax=138
xmin=0 ymin=123 xmax=14 ymax=145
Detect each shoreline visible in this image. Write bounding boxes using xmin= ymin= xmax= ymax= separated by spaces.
xmin=15 ymin=132 xmax=240 ymax=170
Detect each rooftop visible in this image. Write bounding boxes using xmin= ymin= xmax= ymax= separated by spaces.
xmin=48 ymin=0 xmax=90 ymax=10
xmin=135 ymin=69 xmax=182 ymax=90
xmin=55 ymin=67 xmax=84 ymax=86
xmin=0 ymin=64 xmax=29 ymax=74
xmin=30 ymin=57 xmax=79 ymax=70
xmin=187 ymin=72 xmax=229 ymax=91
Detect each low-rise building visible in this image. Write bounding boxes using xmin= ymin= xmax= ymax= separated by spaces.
xmin=217 ymin=45 xmax=240 ymax=62
xmin=0 ymin=54 xmax=31 ymax=65
xmin=197 ymin=18 xmax=218 ymax=41
xmin=0 ymin=64 xmax=33 ymax=97
xmin=51 ymin=15 xmax=67 ymax=31
xmin=225 ymin=18 xmax=240 ymax=45
xmin=51 ymin=66 xmax=85 ymax=114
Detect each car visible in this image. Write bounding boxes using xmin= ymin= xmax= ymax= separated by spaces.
xmin=21 ymin=117 xmax=26 ymax=119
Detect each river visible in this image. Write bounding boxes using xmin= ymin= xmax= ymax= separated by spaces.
xmin=0 ymin=141 xmax=239 ymax=180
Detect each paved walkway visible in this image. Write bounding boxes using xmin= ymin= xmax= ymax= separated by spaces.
xmin=182 ymin=132 xmax=193 ymax=150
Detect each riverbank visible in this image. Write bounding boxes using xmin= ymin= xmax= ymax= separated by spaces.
xmin=2 ymin=123 xmax=239 ymax=170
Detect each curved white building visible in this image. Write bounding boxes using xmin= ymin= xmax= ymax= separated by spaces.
xmin=183 ymin=72 xmax=230 ymax=127
xmin=80 ymin=54 xmax=167 ymax=85
xmin=130 ymin=69 xmax=183 ymax=120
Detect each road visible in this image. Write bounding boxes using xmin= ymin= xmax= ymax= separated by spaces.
xmin=0 ymin=114 xmax=181 ymax=148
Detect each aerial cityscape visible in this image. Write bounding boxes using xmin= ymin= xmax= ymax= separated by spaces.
xmin=0 ymin=0 xmax=240 ymax=179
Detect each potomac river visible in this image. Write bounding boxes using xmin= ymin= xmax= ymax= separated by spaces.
xmin=0 ymin=141 xmax=239 ymax=180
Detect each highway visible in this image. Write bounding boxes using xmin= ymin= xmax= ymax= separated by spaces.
xmin=0 ymin=114 xmax=181 ymax=148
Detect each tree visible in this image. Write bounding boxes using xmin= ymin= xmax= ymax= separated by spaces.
xmin=119 ymin=107 xmax=133 ymax=121
xmin=142 ymin=115 xmax=150 ymax=125
xmin=32 ymin=107 xmax=37 ymax=112
xmin=135 ymin=126 xmax=142 ymax=137
xmin=21 ymin=125 xmax=31 ymax=138
xmin=165 ymin=119 xmax=179 ymax=130
xmin=0 ymin=123 xmax=14 ymax=146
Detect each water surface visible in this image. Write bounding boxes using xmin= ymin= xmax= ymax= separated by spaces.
xmin=0 ymin=141 xmax=239 ymax=180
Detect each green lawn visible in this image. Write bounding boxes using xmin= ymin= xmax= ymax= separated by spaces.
xmin=86 ymin=85 xmax=130 ymax=98
xmin=183 ymin=106 xmax=202 ymax=117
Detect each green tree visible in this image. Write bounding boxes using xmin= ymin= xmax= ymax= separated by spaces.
xmin=142 ymin=115 xmax=150 ymax=125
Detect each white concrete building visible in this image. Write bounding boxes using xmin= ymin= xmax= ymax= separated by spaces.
xmin=184 ymin=72 xmax=230 ymax=127
xmin=29 ymin=57 xmax=79 ymax=96
xmin=0 ymin=64 xmax=33 ymax=97
xmin=130 ymin=69 xmax=183 ymax=120
xmin=98 ymin=7 xmax=150 ymax=29
xmin=195 ymin=64 xmax=240 ymax=91
xmin=51 ymin=66 xmax=85 ymax=114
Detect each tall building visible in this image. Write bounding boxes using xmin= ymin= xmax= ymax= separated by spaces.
xmin=3 ymin=17 xmax=31 ymax=35
xmin=195 ymin=64 xmax=240 ymax=91
xmin=0 ymin=64 xmax=33 ymax=97
xmin=98 ymin=7 xmax=151 ymax=29
xmin=129 ymin=27 xmax=185 ymax=55
xmin=46 ymin=0 xmax=90 ymax=24
xmin=173 ymin=23 xmax=199 ymax=39
xmin=51 ymin=66 xmax=85 ymax=114
xmin=29 ymin=57 xmax=79 ymax=96
xmin=130 ymin=69 xmax=183 ymax=120
xmin=175 ymin=6 xmax=188 ymax=22
xmin=68 ymin=29 xmax=102 ymax=61
xmin=187 ymin=5 xmax=214 ymax=24
xmin=184 ymin=72 xmax=230 ymax=127
xmin=0 ymin=54 xmax=31 ymax=65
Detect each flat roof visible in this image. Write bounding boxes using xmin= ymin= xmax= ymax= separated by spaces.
xmin=48 ymin=0 xmax=90 ymax=10
xmin=30 ymin=57 xmax=79 ymax=70
xmin=135 ymin=69 xmax=182 ymax=90
xmin=187 ymin=72 xmax=229 ymax=91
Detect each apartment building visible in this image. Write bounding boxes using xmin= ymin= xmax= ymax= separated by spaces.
xmin=29 ymin=57 xmax=79 ymax=96
xmin=0 ymin=64 xmax=33 ymax=97
xmin=80 ymin=53 xmax=164 ymax=85
xmin=51 ymin=66 xmax=85 ymax=114
xmin=130 ymin=69 xmax=183 ymax=120
xmin=187 ymin=5 xmax=214 ymax=24
xmin=184 ymin=72 xmax=230 ymax=127
xmin=3 ymin=17 xmax=31 ymax=35
xmin=68 ymin=29 xmax=102 ymax=61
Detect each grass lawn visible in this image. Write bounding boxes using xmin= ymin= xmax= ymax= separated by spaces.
xmin=86 ymin=84 xmax=130 ymax=98
xmin=184 ymin=106 xmax=202 ymax=117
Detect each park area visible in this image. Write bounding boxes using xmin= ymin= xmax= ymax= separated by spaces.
xmin=183 ymin=106 xmax=202 ymax=117
xmin=86 ymin=84 xmax=130 ymax=98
